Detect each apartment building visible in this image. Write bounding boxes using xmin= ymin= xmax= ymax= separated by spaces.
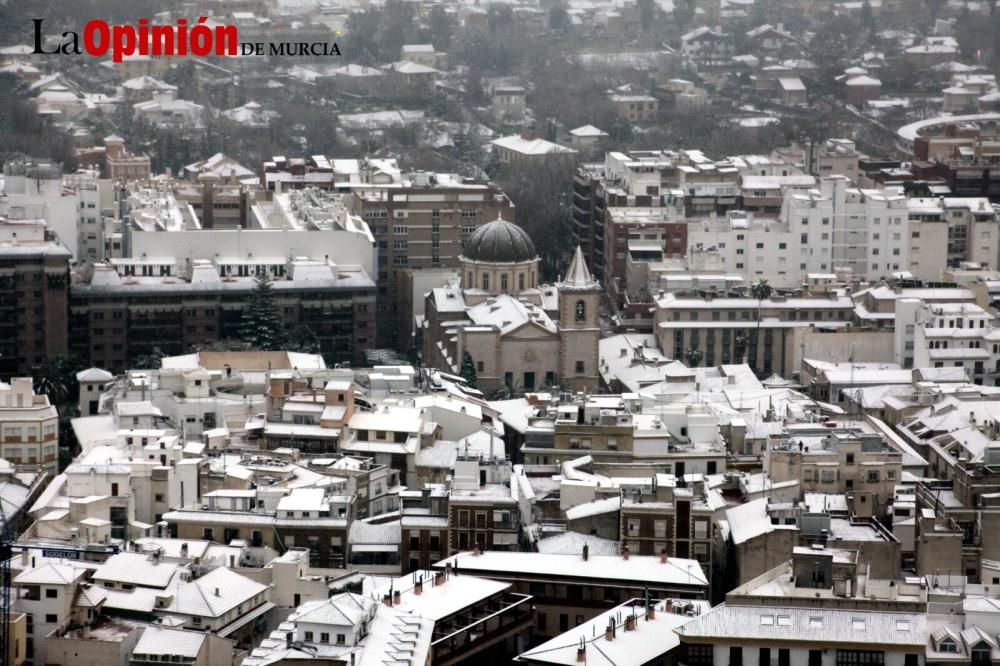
xmin=374 ymin=569 xmax=533 ymax=663
xmin=69 ymin=257 xmax=376 ymax=372
xmin=1 ymin=160 xmax=107 ymax=262
xmin=605 ymin=206 xmax=687 ymax=310
xmin=517 ymin=597 xmax=711 ymax=665
xmin=781 ymin=177 xmax=910 ymax=280
xmin=344 ymin=171 xmax=515 ymax=347
xmin=767 ymin=423 xmax=904 ymax=518
xmin=573 ymin=150 xmax=798 ymax=290
xmin=0 ymin=219 xmax=70 ymax=376
xmin=447 ymin=455 xmax=522 ymax=554
xmin=907 ymin=197 xmax=1000 ymax=272
xmin=686 ymin=211 xmax=799 ymax=288
xmin=433 ymin=550 xmax=709 ymax=638
xmin=520 ymin=395 xmax=727 ymax=473
xmin=898 ymin=299 xmax=999 ymax=384
xmin=0 ymin=378 xmax=59 ymax=474
xmin=14 ymin=563 xmax=88 ymax=665
xmin=620 ymin=476 xmax=723 ymax=570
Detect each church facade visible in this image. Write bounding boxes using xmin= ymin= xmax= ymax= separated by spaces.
xmin=421 ymin=217 xmax=601 ymax=396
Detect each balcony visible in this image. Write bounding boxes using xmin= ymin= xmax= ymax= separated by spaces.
xmin=430 ymin=592 xmax=533 ymax=666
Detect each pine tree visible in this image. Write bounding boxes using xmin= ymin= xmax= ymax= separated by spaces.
xmin=460 ymin=351 xmax=478 ymax=389
xmin=239 ymin=274 xmax=285 ymax=351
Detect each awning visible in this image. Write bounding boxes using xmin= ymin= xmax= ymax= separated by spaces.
xmin=216 ymin=601 xmax=275 ymax=637
xmin=351 ymin=544 xmax=399 ymax=553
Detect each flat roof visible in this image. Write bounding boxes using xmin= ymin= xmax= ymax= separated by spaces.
xmin=433 ymin=551 xmax=707 ymax=588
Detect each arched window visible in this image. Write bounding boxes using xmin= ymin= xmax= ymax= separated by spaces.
xmin=518 ymin=274 xmax=525 ymax=291
xmin=482 ymin=273 xmax=489 ymax=291
xmin=575 ymin=300 xmax=586 ymax=322
xmin=501 ymin=274 xmax=508 ymax=292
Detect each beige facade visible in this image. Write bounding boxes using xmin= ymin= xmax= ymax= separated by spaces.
xmin=422 ymin=236 xmax=600 ymax=395
xmin=0 ymin=378 xmax=59 ymax=474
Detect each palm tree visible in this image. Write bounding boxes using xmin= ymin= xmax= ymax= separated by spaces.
xmin=750 ymin=279 xmax=772 ymax=373
xmin=734 ymin=332 xmax=750 ymax=364
xmin=32 ymin=359 xmax=69 ymax=408
xmin=684 ymin=345 xmax=704 ymax=368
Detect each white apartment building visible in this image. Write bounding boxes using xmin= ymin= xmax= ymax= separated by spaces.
xmin=1 ymin=161 xmax=111 ymax=261
xmin=120 ymin=185 xmax=376 ymax=278
xmin=907 ymin=197 xmax=1000 ymax=275
xmin=898 ymin=298 xmax=1000 ymax=384
xmin=687 ymin=211 xmax=799 ymax=288
xmin=0 ymin=378 xmax=59 ymax=474
xmin=781 ymin=177 xmax=909 ymax=280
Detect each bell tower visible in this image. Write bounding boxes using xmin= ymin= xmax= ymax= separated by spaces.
xmin=558 ymin=246 xmax=601 ymax=391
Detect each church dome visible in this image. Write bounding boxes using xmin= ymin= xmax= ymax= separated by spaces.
xmin=461 ymin=217 xmax=537 ymax=263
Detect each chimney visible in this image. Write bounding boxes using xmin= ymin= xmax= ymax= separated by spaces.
xmin=577 ymin=644 xmax=587 ymax=662
xmin=625 ymin=615 xmax=636 ymax=631
xmin=605 ymin=621 xmax=614 ymax=641
xmin=646 ymin=604 xmax=656 ymax=621
xmin=393 ymin=590 xmax=401 ymax=605
xmin=435 ymin=570 xmax=446 ymax=586
xmin=582 ymin=544 xmax=589 ymax=561
xmin=383 ymin=593 xmax=392 ymax=607
xmin=473 ymin=543 xmax=482 ymax=556
xmin=622 ymin=544 xmax=630 ymax=560
xmin=214 ymin=587 xmax=220 ymax=597
xmin=414 ymin=577 xmax=423 ymax=595
xmin=660 ymin=548 xmax=668 ymax=564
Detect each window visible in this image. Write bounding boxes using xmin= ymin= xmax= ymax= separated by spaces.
xmin=393 ymin=225 xmax=408 ymax=235
xmin=683 ymin=644 xmax=713 ymax=666
xmin=337 ymin=634 xmax=346 ymax=645
xmin=779 ymin=649 xmax=790 ymax=666
xmin=45 ymin=614 xmax=57 ymax=623
xmin=575 ymin=300 xmax=586 ymax=322
xmin=729 ymin=646 xmax=743 ymax=666
xmin=760 ymin=648 xmax=771 ymax=666
xmin=45 ymin=589 xmax=57 ymax=599
xmin=810 ymin=650 xmax=823 ymax=666
xmin=304 ymin=631 xmax=314 ymax=642
xmin=836 ymin=650 xmax=884 ymax=665
xmin=575 ymin=360 xmax=585 ymax=373
xmin=653 ymin=520 xmax=667 ymax=538
xmin=760 ymin=615 xmax=775 ymax=625
xmin=320 ymin=633 xmax=329 ymax=644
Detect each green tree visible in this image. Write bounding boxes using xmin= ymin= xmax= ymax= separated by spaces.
xmin=427 ymin=6 xmax=456 ymax=49
xmin=239 ymin=274 xmax=286 ymax=351
xmin=133 ymin=347 xmax=167 ymax=371
xmin=684 ymin=346 xmax=704 ymax=368
xmin=549 ymin=2 xmax=570 ymax=30
xmin=286 ymin=325 xmax=321 ymax=354
xmin=460 ymin=351 xmax=479 ymax=389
